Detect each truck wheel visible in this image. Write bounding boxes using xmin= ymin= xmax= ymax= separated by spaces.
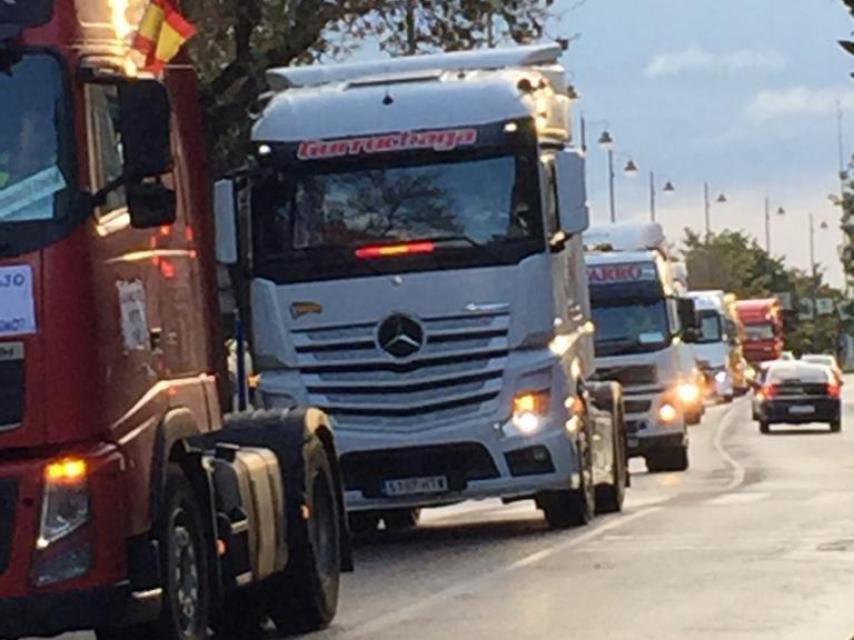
xmin=759 ymin=420 xmax=770 ymax=434
xmin=382 ymin=508 xmax=421 ymax=531
xmin=268 ymin=438 xmax=341 ymax=635
xmin=646 ymin=445 xmax=689 ymax=473
xmin=594 ymin=388 xmax=626 ymax=514
xmin=539 ymin=400 xmax=594 ymax=529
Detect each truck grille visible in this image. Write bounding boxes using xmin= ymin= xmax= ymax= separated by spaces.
xmin=624 ymin=399 xmax=652 ymax=414
xmin=593 ymin=365 xmax=657 ymax=387
xmin=293 ymin=312 xmax=509 ymax=432
xmin=0 ymin=342 xmax=25 ymax=431
xmin=0 ymin=478 xmax=17 ymax=574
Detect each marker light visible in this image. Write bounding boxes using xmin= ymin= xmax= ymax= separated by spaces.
xmin=676 ymin=382 xmax=701 ymax=405
xmin=355 ymin=241 xmax=435 ymax=260
xmin=658 ymin=403 xmax=678 ymax=424
xmin=45 ymin=459 xmax=87 ymax=485
xmin=512 ymin=390 xmax=551 ymax=435
xmin=38 ymin=458 xmax=90 ymax=551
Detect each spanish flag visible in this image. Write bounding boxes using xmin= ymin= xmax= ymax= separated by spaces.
xmin=132 ymin=0 xmax=196 ymax=74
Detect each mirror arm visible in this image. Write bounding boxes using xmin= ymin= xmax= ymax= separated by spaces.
xmin=92 ymin=174 xmax=128 ymax=208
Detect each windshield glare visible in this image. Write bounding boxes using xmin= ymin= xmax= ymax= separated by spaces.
xmin=592 ymin=300 xmax=670 ymax=355
xmin=697 ymin=311 xmax=723 ymax=343
xmin=744 ymin=323 xmax=775 ymax=341
xmin=254 ymin=153 xmax=540 ymax=254
xmin=0 ymin=53 xmax=70 ymax=223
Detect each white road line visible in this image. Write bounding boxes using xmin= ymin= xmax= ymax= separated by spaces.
xmin=344 ymin=507 xmax=660 ymax=638
xmin=706 ymin=492 xmax=769 ymax=506
xmin=712 ymin=401 xmax=747 ymax=491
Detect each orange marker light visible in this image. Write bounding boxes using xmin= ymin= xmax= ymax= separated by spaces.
xmin=45 ymin=458 xmax=87 ymax=484
xmin=513 ymin=391 xmax=550 ymax=416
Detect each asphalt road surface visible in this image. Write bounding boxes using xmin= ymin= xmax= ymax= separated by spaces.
xmin=317 ymin=376 xmax=854 ymax=640
xmin=61 ymin=377 xmax=854 ymax=640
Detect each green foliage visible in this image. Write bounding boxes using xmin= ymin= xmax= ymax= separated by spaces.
xmin=179 ymin=0 xmax=556 ymax=174
xmin=682 ymin=229 xmax=847 ymax=356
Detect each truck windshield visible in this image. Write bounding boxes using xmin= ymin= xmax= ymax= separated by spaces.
xmin=0 ymin=52 xmax=72 ymax=225
xmin=252 ymin=150 xmax=543 ymax=282
xmin=591 ymin=300 xmax=671 ymax=356
xmin=696 ymin=311 xmax=723 ymax=343
xmin=744 ymin=323 xmax=775 ymax=341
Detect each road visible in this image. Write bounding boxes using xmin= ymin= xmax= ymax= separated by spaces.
xmin=315 ymin=377 xmax=854 ymax=640
xmin=61 ymin=379 xmax=854 ymax=640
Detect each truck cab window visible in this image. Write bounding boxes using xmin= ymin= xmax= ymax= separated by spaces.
xmin=86 ymin=85 xmax=126 ymax=217
xmin=542 ymin=159 xmax=561 ymax=235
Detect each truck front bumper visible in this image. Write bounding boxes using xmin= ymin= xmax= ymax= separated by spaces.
xmin=338 ymin=418 xmax=583 ymax=511
xmin=0 ymin=582 xmax=160 ymax=639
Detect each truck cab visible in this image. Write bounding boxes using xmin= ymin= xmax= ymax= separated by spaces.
xmin=217 ymin=44 xmax=626 ymax=529
xmin=736 ymin=298 xmax=784 ymax=366
xmin=585 ymin=223 xmax=697 ymax=472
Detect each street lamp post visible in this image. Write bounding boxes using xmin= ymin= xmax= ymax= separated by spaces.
xmin=703 ymin=182 xmax=727 ymax=236
xmin=649 ymin=171 xmax=675 ymax=223
xmin=764 ymin=197 xmax=786 ymax=253
xmin=808 ymin=213 xmax=831 ymax=349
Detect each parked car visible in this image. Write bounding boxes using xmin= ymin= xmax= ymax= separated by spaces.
xmin=801 ymin=354 xmax=843 ymax=385
xmin=754 ymin=361 xmax=842 ymax=433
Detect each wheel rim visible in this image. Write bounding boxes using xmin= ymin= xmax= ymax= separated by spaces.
xmin=311 ymin=474 xmax=339 ymax=593
xmin=171 ymin=512 xmax=201 ymax=637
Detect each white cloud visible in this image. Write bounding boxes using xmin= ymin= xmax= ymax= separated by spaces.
xmin=645 ymin=46 xmax=787 ymax=78
xmin=745 ymin=86 xmax=854 ymax=122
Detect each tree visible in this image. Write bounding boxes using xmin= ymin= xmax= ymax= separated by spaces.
xmin=180 ymin=0 xmax=557 ymax=173
xmin=681 ymin=229 xmax=846 ymax=356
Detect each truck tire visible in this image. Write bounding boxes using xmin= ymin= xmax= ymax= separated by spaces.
xmin=267 ymin=437 xmax=341 ymax=635
xmin=349 ymin=511 xmax=381 ymax=535
xmin=591 ymin=383 xmax=626 ymax=514
xmin=759 ymin=420 xmax=770 ymax=434
xmin=646 ymin=445 xmax=689 ymax=473
xmin=538 ymin=399 xmax=594 ymax=529
xmin=98 ymin=466 xmax=211 ymax=640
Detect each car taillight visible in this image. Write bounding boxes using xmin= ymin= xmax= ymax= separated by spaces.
xmin=827 ymin=383 xmax=842 ymax=399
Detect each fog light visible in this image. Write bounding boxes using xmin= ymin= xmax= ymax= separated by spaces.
xmin=38 ymin=458 xmax=90 ymax=550
xmin=715 ymin=370 xmax=728 ymax=384
xmin=31 ymin=543 xmax=91 ymax=588
xmin=659 ymin=403 xmax=678 ymax=424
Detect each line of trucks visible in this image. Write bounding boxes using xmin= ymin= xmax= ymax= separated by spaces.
xmin=0 ymin=2 xmax=779 ymax=638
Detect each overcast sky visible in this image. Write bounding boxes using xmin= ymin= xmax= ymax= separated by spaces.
xmin=557 ymin=0 xmax=853 ymax=287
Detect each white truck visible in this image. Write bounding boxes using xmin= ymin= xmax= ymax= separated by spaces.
xmin=688 ymin=290 xmax=737 ymax=402
xmin=215 ymin=44 xmax=628 ymax=530
xmin=584 ymin=223 xmax=699 ymax=472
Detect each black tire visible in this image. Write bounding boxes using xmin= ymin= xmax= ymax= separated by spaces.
xmin=268 ymin=438 xmax=341 ymax=636
xmin=830 ymin=419 xmax=842 ymax=433
xmin=97 ymin=466 xmax=211 ymax=640
xmin=214 ymin=590 xmax=266 ymax=640
xmin=723 ymin=394 xmax=734 ymax=404
xmin=539 ymin=399 xmax=595 ymax=529
xmin=646 ymin=445 xmax=689 ymax=473
xmin=759 ymin=420 xmax=770 ymax=434
xmin=595 ymin=398 xmax=626 ymax=514
xmin=382 ymin=509 xmax=421 ymax=531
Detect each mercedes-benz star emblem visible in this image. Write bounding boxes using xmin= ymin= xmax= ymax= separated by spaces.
xmin=377 ymin=314 xmax=424 ymax=359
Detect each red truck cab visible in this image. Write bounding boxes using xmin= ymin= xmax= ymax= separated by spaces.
xmin=735 ymin=298 xmax=784 ymax=366
xmin=0 ymin=2 xmax=354 ymax=638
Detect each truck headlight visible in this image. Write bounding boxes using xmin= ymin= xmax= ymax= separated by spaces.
xmin=37 ymin=458 xmax=90 ymax=550
xmin=658 ymin=403 xmax=679 ymax=424
xmin=511 ymin=390 xmax=550 ymax=435
xmin=676 ymin=382 xmax=700 ymax=405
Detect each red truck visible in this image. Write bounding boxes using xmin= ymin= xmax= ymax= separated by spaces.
xmin=735 ymin=298 xmax=785 ymax=365
xmin=0 ymin=1 xmax=348 ymax=639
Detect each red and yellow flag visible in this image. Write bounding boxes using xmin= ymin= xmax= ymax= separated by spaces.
xmin=131 ymin=0 xmax=196 ymax=74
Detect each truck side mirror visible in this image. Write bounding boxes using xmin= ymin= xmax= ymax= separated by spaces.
xmin=118 ymin=79 xmax=174 ymax=180
xmin=677 ymin=297 xmax=699 ymax=343
xmin=555 ymin=149 xmax=590 ymax=236
xmin=214 ymin=179 xmax=239 ymax=265
xmin=127 ymin=182 xmax=176 ymax=229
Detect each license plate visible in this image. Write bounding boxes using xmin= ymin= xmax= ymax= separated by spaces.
xmin=627 ymin=437 xmax=640 ymax=449
xmin=789 ymin=405 xmax=815 ymax=415
xmin=382 ymin=475 xmax=449 ymax=497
